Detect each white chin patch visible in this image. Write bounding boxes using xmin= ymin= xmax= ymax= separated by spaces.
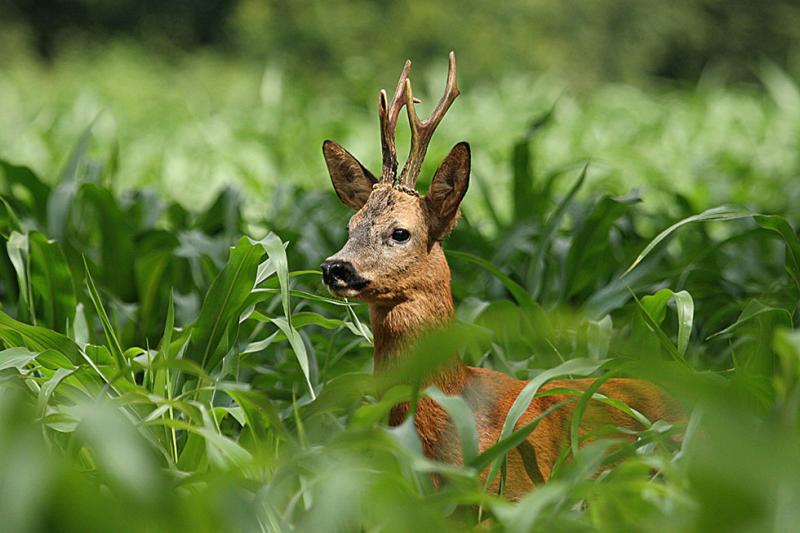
xmin=340 ymin=288 xmax=362 ymax=298
xmin=329 ymin=286 xmax=363 ymax=299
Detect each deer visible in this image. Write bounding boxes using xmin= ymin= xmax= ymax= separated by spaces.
xmin=320 ymin=52 xmax=683 ymax=500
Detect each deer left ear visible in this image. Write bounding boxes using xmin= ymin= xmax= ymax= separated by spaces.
xmin=424 ymin=142 xmax=470 ymax=241
xmin=323 ymin=140 xmax=378 ymax=211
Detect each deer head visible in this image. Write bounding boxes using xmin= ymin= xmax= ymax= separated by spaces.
xmin=321 ymin=52 xmax=470 ymax=306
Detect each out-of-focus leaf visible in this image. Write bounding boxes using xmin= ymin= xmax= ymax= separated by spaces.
xmin=707 ymin=299 xmax=794 ymax=340
xmin=754 ymin=214 xmax=800 ymax=290
xmin=6 ymin=231 xmax=33 ymax=323
xmin=586 ymin=315 xmax=613 ymax=361
xmin=623 ymin=205 xmax=752 ymax=276
xmin=79 ymin=184 xmax=136 ymax=300
xmin=71 ymin=303 xmax=90 ymax=347
xmin=449 ymin=250 xmax=554 ymax=344
xmin=563 ymin=193 xmax=638 ymax=298
xmin=511 ymin=106 xmax=556 ymax=223
xmin=386 ymin=417 xmax=424 ymax=457
xmin=29 ymin=232 xmax=76 ymax=333
xmin=0 ymin=161 xmax=51 ymax=223
xmin=37 ymin=367 xmax=79 ymax=414
xmin=46 ymin=126 xmax=93 ymax=242
xmin=133 ymin=229 xmax=181 ymax=341
xmin=426 ymin=386 xmax=480 ymax=464
xmin=529 ymin=163 xmax=587 ymax=299
xmin=195 ymin=187 xmax=243 ymax=237
xmin=499 ymin=481 xmax=569 ymax=533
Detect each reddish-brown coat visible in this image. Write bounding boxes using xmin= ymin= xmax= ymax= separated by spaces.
xmin=321 ymin=54 xmax=682 ymax=499
xmin=366 ymin=246 xmax=682 ymax=498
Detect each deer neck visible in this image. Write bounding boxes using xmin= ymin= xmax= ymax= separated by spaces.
xmin=368 ymin=243 xmax=467 ymax=392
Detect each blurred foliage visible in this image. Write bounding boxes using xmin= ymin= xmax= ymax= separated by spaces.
xmin=1 ymin=46 xmax=800 ymax=228
xmin=2 ymin=0 xmax=800 ymax=85
xmin=1 ymin=3 xmax=800 ymax=530
xmin=1 ymin=88 xmax=800 ymax=528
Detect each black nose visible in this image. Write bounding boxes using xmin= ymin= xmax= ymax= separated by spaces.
xmin=321 ymin=260 xmax=357 ymax=286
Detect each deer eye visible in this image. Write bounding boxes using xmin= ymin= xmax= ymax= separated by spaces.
xmin=391 ymin=228 xmax=411 ymax=242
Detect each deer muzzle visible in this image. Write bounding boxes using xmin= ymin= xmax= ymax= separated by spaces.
xmin=320 ymin=259 xmax=370 ymax=295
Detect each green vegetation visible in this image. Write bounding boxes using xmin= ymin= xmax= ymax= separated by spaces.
xmin=2 ymin=27 xmax=800 ymax=533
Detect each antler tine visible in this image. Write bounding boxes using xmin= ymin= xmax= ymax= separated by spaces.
xmin=398 ymin=51 xmax=460 ymax=189
xmin=379 ymin=59 xmax=412 ymax=183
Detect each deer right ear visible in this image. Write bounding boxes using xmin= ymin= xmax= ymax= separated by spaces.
xmin=322 ymin=140 xmax=377 ymax=211
xmin=424 ymin=142 xmax=471 ymax=241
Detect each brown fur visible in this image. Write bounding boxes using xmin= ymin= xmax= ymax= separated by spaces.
xmin=321 ymin=68 xmax=682 ymax=499
xmin=322 ymin=172 xmax=682 ymax=497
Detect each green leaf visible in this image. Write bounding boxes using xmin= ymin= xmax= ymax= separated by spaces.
xmin=37 ymin=367 xmax=79 ymax=414
xmin=623 ymin=205 xmax=752 ymax=276
xmin=6 ymin=231 xmax=34 ymax=323
xmin=672 ymin=290 xmax=694 ymax=357
xmin=262 ymin=233 xmax=290 ymax=319
xmin=0 ymin=195 xmax=22 ymax=237
xmin=261 ymin=233 xmax=317 ymax=398
xmin=563 ymin=193 xmax=637 ymax=298
xmin=133 ymin=229 xmax=181 ymax=340
xmin=222 ymin=386 xmax=289 ymax=441
xmin=269 ymin=316 xmax=315 ymax=399
xmin=188 ymin=236 xmax=264 ymax=372
xmin=71 ymin=303 xmax=89 ymax=347
xmin=500 ymin=357 xmax=605 ymax=440
xmin=0 ymin=161 xmax=51 ymax=223
xmin=511 ymin=106 xmax=556 ymax=222
xmin=0 ymin=310 xmax=82 ymax=363
xmin=79 ymin=184 xmax=137 ymax=300
xmin=470 ymin=396 xmax=570 ymax=472
xmin=586 ymin=315 xmax=613 ymax=361
xmin=46 ymin=122 xmax=93 ymax=243
xmin=57 ymin=123 xmax=93 ymax=184
xmin=501 ymin=481 xmax=569 ymax=532
xmin=426 ymin=386 xmax=480 ymax=464
xmin=351 ymin=384 xmax=413 ymax=428
xmin=707 ymin=299 xmax=794 ymax=340
xmin=83 ymin=257 xmax=126 ymax=371
xmin=483 ymin=358 xmax=607 ymax=490
xmin=46 ymin=180 xmax=79 ymax=243
xmin=567 ymin=374 xmax=613 ymax=459
xmin=254 ymin=310 xmax=368 ymax=339
xmin=639 ymin=288 xmax=695 ymax=355
xmin=529 ymin=162 xmax=588 ymax=299
xmin=0 ymin=347 xmax=40 ymax=371
xmin=449 ymin=250 xmax=554 ymax=343
xmin=630 ymin=289 xmax=682 ymax=362
xmin=753 ymin=215 xmax=800 ymax=291
xmin=29 ymin=232 xmax=76 ymax=333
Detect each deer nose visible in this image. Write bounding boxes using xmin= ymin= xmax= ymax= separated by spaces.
xmin=321 ymin=260 xmax=357 ymax=286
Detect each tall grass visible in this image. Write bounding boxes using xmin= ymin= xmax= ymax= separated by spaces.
xmin=1 ymin=53 xmax=800 ymax=531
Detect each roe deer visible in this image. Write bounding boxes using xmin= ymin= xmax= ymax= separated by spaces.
xmin=320 ymin=53 xmax=682 ymax=500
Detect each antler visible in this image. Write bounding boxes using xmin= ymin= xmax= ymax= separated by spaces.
xmin=398 ymin=51 xmax=460 ymax=190
xmin=379 ymin=60 xmax=412 ymax=184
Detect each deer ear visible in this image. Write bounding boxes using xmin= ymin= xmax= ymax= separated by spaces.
xmin=322 ymin=140 xmax=378 ymax=211
xmin=424 ymin=142 xmax=470 ymax=241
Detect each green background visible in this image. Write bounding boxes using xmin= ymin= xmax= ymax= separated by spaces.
xmin=1 ymin=2 xmax=800 ymax=531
